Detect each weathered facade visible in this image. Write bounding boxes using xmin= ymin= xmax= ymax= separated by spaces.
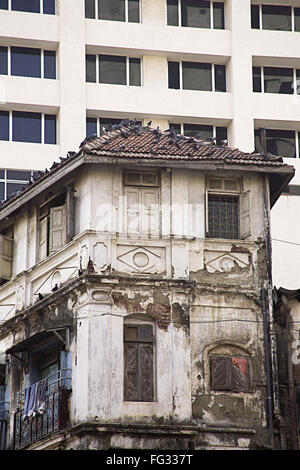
xmin=0 ymin=122 xmax=294 ymax=450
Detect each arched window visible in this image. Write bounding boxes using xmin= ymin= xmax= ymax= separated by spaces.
xmin=124 ymin=315 xmax=155 ymax=402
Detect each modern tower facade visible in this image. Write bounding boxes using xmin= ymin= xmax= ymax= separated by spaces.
xmin=0 ymin=0 xmax=299 ymax=288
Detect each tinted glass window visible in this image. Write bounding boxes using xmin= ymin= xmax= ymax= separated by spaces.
xmin=216 ymin=126 xmax=227 ymax=145
xmin=100 ymin=117 xmax=123 ymax=135
xmin=168 ymin=61 xmax=180 ymax=89
xmin=251 ymin=4 xmax=260 ymax=29
xmin=7 ymin=182 xmax=24 ymax=197
xmin=252 ymin=66 xmax=262 ymax=92
xmin=0 ymin=47 xmax=8 ymax=75
xmin=99 ymin=55 xmax=126 ymax=85
xmin=0 ymin=182 xmax=4 ymax=202
xmin=98 ymin=0 xmax=125 ymax=21
xmin=184 ymin=123 xmax=212 ymax=139
xmin=12 ymin=111 xmax=41 ymax=143
xmin=44 ymin=114 xmax=56 ymax=144
xmin=213 ymin=2 xmax=225 ymax=29
xmin=167 ymin=0 xmax=179 ymax=26
xmin=86 ymin=117 xmax=97 ymax=136
xmin=44 ymin=51 xmax=56 ymax=79
xmin=215 ymin=64 xmax=226 ymax=92
xmin=296 ymin=69 xmax=300 ymax=94
xmin=0 ymin=0 xmax=8 ymax=10
xmin=129 ymin=58 xmax=141 ymax=86
xmin=255 ymin=129 xmax=296 ymax=157
xmin=11 ymin=46 xmax=41 ymax=78
xmin=12 ymin=0 xmax=40 ymax=13
xmin=169 ymin=123 xmax=181 ymax=134
xmin=181 ymin=0 xmax=210 ymax=28
xmin=86 ymin=54 xmax=96 ymax=82
xmin=0 ymin=170 xmax=4 ymax=178
xmin=295 ymin=8 xmax=300 ymax=32
xmin=182 ymin=62 xmax=211 ymax=91
xmin=262 ymin=5 xmax=291 ymax=31
xmin=266 ymin=129 xmax=296 ymax=157
xmin=43 ymin=0 xmax=55 ymax=14
xmin=7 ymin=169 xmax=31 ymax=180
xmin=0 ymin=111 xmax=9 ymax=141
xmin=85 ymin=0 xmax=96 ymax=18
xmin=264 ymin=67 xmax=293 ymax=94
xmin=128 ymin=0 xmax=139 ymax=22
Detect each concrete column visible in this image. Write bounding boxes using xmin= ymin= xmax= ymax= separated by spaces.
xmin=227 ymin=0 xmax=255 ymax=153
xmin=141 ymin=0 xmax=166 ymax=25
xmin=58 ymin=0 xmax=86 ymax=155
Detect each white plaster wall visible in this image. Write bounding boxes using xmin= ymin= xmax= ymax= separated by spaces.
xmin=271 ymin=195 xmax=300 ymax=289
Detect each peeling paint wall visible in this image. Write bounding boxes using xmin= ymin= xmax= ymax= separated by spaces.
xmin=0 ymin=164 xmax=272 ymax=449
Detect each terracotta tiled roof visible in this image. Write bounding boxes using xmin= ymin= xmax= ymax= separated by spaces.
xmin=80 ymin=120 xmax=285 ymax=166
xmin=0 ymin=120 xmax=291 ymax=211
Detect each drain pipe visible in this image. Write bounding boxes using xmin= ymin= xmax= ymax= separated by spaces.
xmin=261 ymin=285 xmax=274 ymax=449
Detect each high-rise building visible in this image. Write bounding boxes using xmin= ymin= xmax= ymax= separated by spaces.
xmin=0 ymin=0 xmax=299 ymax=289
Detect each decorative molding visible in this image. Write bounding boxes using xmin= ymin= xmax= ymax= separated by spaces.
xmin=116 ymin=245 xmax=166 ymax=274
xmin=204 ymin=250 xmax=250 ymax=273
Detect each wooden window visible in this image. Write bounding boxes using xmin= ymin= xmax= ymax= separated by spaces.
xmin=38 ymin=188 xmax=75 ymax=261
xmin=210 ymin=355 xmax=251 ymax=393
xmin=0 ymin=227 xmax=13 ymax=281
xmin=124 ymin=324 xmax=154 ymax=401
xmin=124 ymin=171 xmax=159 ymax=235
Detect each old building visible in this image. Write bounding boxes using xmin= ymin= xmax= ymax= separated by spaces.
xmin=0 ymin=121 xmax=294 ymax=450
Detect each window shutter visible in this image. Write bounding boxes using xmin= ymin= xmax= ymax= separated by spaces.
xmin=240 ymin=190 xmax=251 ymax=239
xmin=39 ymin=217 xmax=48 ymax=261
xmin=210 ymin=356 xmax=232 ymax=391
xmin=0 ymin=234 xmax=13 ymax=279
xmin=124 ymin=343 xmax=139 ymax=401
xmin=125 ymin=187 xmax=141 ymax=233
xmin=140 ymin=343 xmax=154 ymax=401
xmin=141 ymin=188 xmax=159 ymax=235
xmin=66 ymin=188 xmax=75 ymax=241
xmin=231 ymin=357 xmax=250 ymax=392
xmin=49 ymin=205 xmax=67 ymax=254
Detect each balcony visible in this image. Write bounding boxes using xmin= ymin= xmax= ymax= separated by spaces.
xmin=14 ymin=368 xmax=71 ymax=449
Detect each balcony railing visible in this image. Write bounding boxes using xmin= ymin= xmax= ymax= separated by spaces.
xmin=14 ymin=369 xmax=71 ymax=449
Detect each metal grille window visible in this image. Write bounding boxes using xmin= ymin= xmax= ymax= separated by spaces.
xmin=85 ymin=0 xmax=140 ymax=22
xmin=208 ymin=194 xmax=239 ymax=239
xmin=124 ymin=324 xmax=154 ymax=402
xmin=167 ymin=0 xmax=225 ymax=29
xmin=210 ymin=355 xmax=252 ymax=393
xmin=206 ymin=177 xmax=250 ymax=240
